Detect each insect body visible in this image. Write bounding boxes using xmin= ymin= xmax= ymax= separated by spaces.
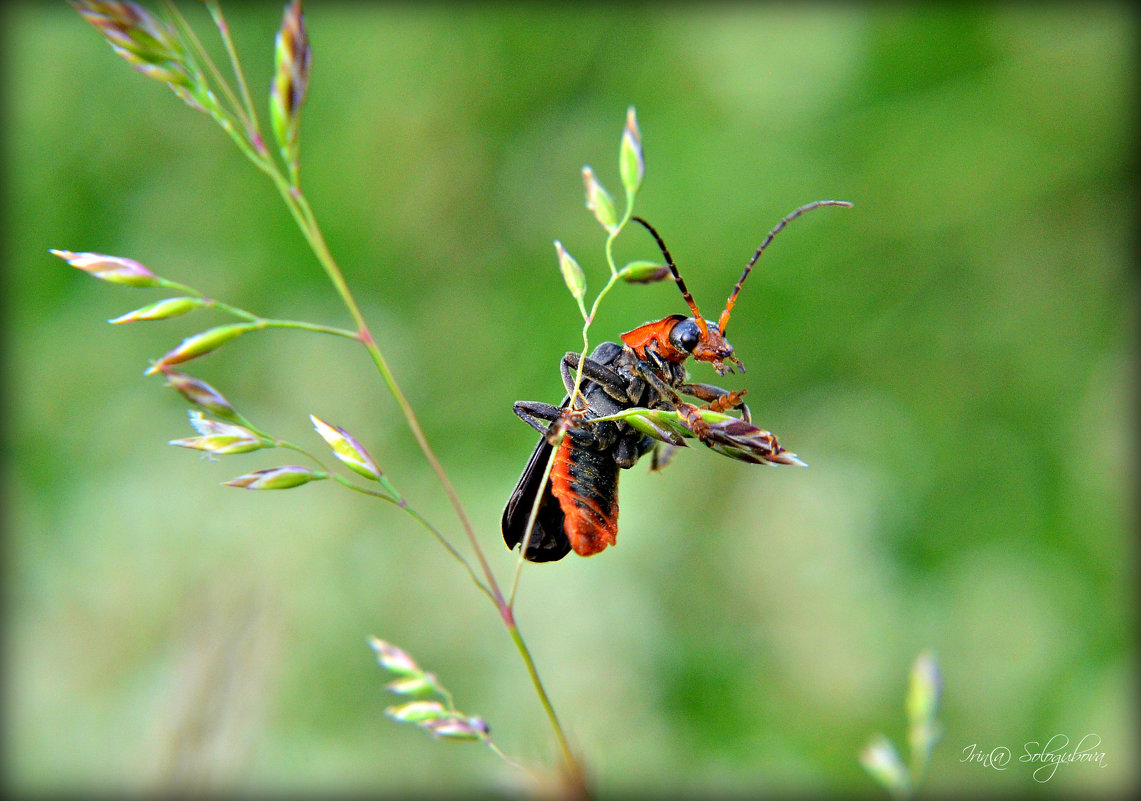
xmin=503 ymin=201 xmax=851 ymax=562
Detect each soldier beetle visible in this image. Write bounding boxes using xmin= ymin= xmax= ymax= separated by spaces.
xmin=503 ymin=200 xmax=851 ymax=561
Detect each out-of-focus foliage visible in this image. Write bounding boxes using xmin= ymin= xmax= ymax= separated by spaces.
xmin=3 ymin=3 xmax=1135 ymax=797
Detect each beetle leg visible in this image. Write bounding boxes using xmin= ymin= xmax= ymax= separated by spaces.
xmin=679 ymin=383 xmax=744 ymax=407
xmin=612 ymin=434 xmax=638 ymax=468
xmin=680 ymin=383 xmax=752 ymax=423
xmin=623 ymin=375 xmax=647 ymax=405
xmin=676 ymin=401 xmax=712 ymax=443
xmin=649 ymin=442 xmax=680 ymax=472
xmin=561 ymin=352 xmax=632 ymax=403
xmin=738 ymin=401 xmax=753 ymax=424
xmin=513 ymin=400 xmax=617 ymax=449
xmin=512 ymin=400 xmax=564 ymax=435
xmin=514 ymin=401 xmax=588 ymax=443
xmin=630 ymin=359 xmax=684 ymax=407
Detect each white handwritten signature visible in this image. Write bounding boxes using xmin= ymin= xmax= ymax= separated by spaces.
xmin=961 ymin=734 xmax=1108 ymax=782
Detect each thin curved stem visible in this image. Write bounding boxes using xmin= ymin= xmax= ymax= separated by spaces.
xmin=258 ymin=318 xmax=359 ymax=339
xmin=176 ymin=23 xmax=584 ymax=779
xmin=203 ymin=0 xmax=261 ymax=142
xmin=333 ymin=476 xmax=496 ymax=605
xmin=270 ymin=177 xmax=583 ymax=779
xmin=506 ymin=622 xmax=580 ymax=783
xmin=275 ymin=186 xmax=508 ymax=600
xmin=163 ymin=1 xmax=250 ymax=136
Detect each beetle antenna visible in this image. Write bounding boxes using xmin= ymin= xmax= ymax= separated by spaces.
xmin=717 ymin=199 xmax=853 ymax=334
xmin=631 ymin=216 xmax=710 ymax=337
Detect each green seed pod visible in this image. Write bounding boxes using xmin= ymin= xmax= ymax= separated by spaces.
xmin=223 ymin=465 xmax=325 ymax=490
xmin=169 ymin=412 xmax=266 ymax=455
xmin=147 ymin=322 xmax=261 ymax=373
xmin=420 ymin=716 xmax=488 ymax=741
xmin=622 ymin=409 xmax=690 ymax=446
xmin=386 ymin=701 xmax=448 ymax=724
xmin=270 ymin=0 xmax=311 ymax=177
xmin=555 ymin=241 xmax=586 ymax=300
xmin=369 ymin=637 xmax=421 ymax=676
xmin=51 ymin=249 xmax=158 ymax=287
xmin=108 ymin=296 xmax=204 ymax=324
xmin=618 ymin=260 xmax=671 ymax=284
xmin=310 ymin=415 xmax=381 ymax=481
xmin=582 ymin=166 xmax=617 ymax=231
xmin=160 ymin=370 xmax=237 ymax=420
xmin=860 ymin=735 xmax=911 ymax=798
xmin=619 ymin=106 xmax=644 ymax=198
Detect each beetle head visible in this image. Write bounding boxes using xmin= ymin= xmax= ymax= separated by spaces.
xmin=629 ymin=200 xmax=852 ymax=375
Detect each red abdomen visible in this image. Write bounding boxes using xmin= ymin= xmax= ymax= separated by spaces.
xmin=549 ymin=436 xmax=619 ymax=556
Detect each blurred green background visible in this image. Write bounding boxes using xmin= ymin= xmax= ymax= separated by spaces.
xmin=3 ymin=2 xmax=1136 ymax=797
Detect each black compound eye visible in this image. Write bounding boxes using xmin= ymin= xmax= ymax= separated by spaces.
xmin=669 ymin=318 xmax=701 ymax=353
